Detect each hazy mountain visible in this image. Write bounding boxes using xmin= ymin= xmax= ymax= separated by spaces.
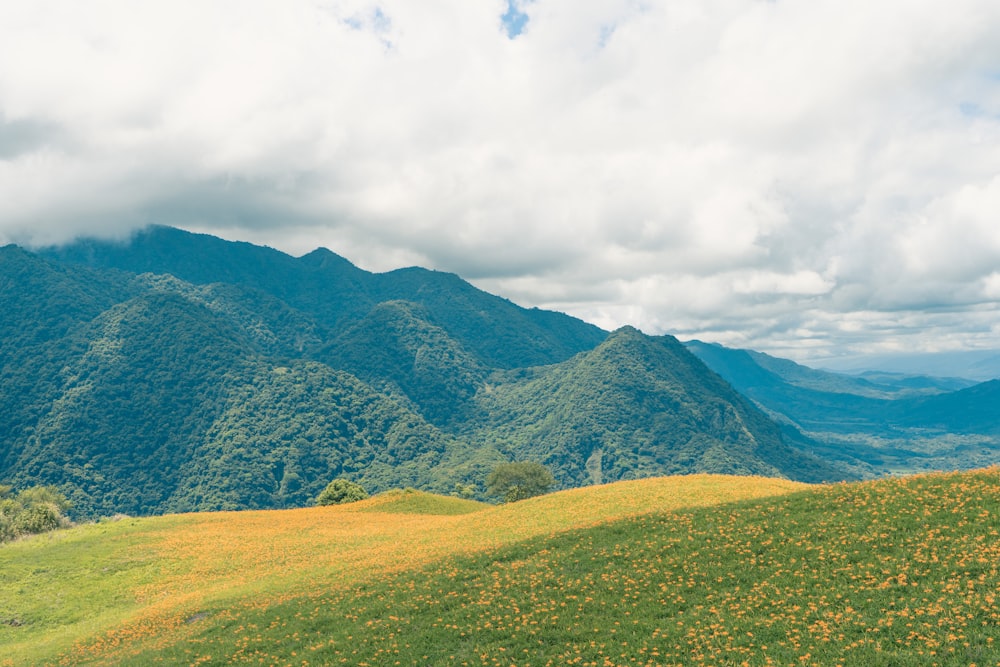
xmin=685 ymin=340 xmax=974 ymax=400
xmin=892 ymin=379 xmax=1000 ymax=435
xmin=685 ymin=340 xmax=1000 ymax=476
xmin=813 ymin=350 xmax=1000 ymax=383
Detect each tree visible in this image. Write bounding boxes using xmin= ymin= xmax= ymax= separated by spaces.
xmin=315 ymin=478 xmax=369 ymax=506
xmin=453 ymin=482 xmax=476 ymax=499
xmin=486 ymin=461 xmax=554 ymax=503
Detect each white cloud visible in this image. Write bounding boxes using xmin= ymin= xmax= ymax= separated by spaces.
xmin=2 ymin=0 xmax=1000 ymax=362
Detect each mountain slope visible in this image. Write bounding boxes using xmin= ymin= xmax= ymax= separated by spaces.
xmin=686 ymin=339 xmax=1000 ymax=475
xmin=685 ymin=340 xmax=972 ymax=401
xmin=9 ymin=291 xmax=248 ymax=515
xmin=0 ymin=475 xmax=808 ymax=665
xmin=468 ymin=327 xmax=842 ymax=486
xmin=41 ymin=226 xmax=608 ymax=368
xmin=3 ymin=227 xmax=860 ymax=517
xmin=319 ymin=300 xmax=489 ymax=426
xmin=1 ymin=261 xmax=498 ymax=516
xmin=892 ymin=379 xmax=1000 ymax=434
xmin=370 ymin=267 xmax=607 ymax=368
xmin=6 ymin=471 xmax=999 ymax=667
xmin=167 ymin=359 xmax=504 ymax=514
xmin=0 ymin=247 xmax=137 ymax=473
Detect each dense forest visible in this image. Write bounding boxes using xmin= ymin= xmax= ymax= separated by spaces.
xmin=2 ymin=227 xmax=996 ymax=517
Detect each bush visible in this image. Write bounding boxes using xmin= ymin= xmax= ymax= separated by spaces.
xmin=13 ymin=504 xmax=61 ymax=534
xmin=486 ymin=461 xmax=554 ymax=503
xmin=0 ymin=484 xmax=72 ymax=542
xmin=316 ymin=479 xmax=369 ymax=506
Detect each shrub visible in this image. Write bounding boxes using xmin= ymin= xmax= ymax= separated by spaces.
xmin=13 ymin=504 xmax=62 ymax=534
xmin=486 ymin=461 xmax=554 ymax=503
xmin=315 ymin=479 xmax=369 ymax=506
xmin=0 ymin=485 xmax=72 ymax=542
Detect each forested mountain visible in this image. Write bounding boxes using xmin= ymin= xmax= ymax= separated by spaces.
xmin=463 ymin=328 xmax=842 ymax=485
xmin=42 ymin=225 xmax=607 ymax=368
xmin=0 ymin=227 xmax=873 ymax=516
xmin=686 ymin=340 xmax=1000 ymax=476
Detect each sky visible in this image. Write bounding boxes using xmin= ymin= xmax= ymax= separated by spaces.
xmin=2 ymin=0 xmax=1000 ymax=365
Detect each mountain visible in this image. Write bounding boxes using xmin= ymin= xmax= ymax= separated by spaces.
xmin=2 ymin=227 xmax=853 ymax=516
xmin=893 ymin=379 xmax=1000 ymax=435
xmin=685 ymin=340 xmax=1000 ymax=476
xmin=685 ymin=340 xmax=974 ymax=400
xmin=813 ymin=349 xmax=1000 ymax=382
xmin=467 ymin=328 xmax=842 ymax=485
xmin=41 ymin=225 xmax=608 ymax=368
xmin=319 ymin=300 xmax=489 ymax=426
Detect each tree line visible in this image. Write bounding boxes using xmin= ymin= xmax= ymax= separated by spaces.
xmin=316 ymin=461 xmax=554 ymax=506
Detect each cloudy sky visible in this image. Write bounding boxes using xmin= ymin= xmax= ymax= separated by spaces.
xmin=2 ymin=0 xmax=1000 ymax=364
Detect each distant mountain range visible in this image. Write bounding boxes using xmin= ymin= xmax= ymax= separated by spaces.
xmin=812 ymin=350 xmax=1000 ymax=383
xmin=685 ymin=341 xmax=1000 ymax=477
xmin=2 ymin=226 xmax=997 ymax=516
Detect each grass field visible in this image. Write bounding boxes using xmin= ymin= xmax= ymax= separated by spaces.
xmin=3 ymin=471 xmax=1000 ymax=666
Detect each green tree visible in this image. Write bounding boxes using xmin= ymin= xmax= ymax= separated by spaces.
xmin=486 ymin=461 xmax=554 ymax=503
xmin=315 ymin=478 xmax=369 ymax=506
xmin=17 ymin=485 xmax=72 ymax=514
xmin=453 ymin=483 xmax=477 ymax=499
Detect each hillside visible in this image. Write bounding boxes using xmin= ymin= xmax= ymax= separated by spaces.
xmin=0 ymin=475 xmax=808 ymax=665
xmin=686 ymin=340 xmax=1000 ymax=476
xmin=1 ymin=227 xmax=850 ymax=516
xmin=3 ymin=470 xmax=999 ymax=665
xmin=318 ymin=299 xmax=489 ymax=426
xmin=40 ymin=225 xmax=609 ymax=369
xmin=468 ymin=327 xmax=842 ymax=485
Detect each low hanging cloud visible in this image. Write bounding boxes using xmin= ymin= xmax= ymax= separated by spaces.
xmin=2 ymin=0 xmax=1000 ymax=362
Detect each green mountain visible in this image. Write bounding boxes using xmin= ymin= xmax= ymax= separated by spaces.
xmin=2 ymin=227 xmax=854 ymax=516
xmin=0 ymin=246 xmax=134 ymax=475
xmin=893 ymin=379 xmax=1000 ymax=435
xmin=42 ymin=225 xmax=607 ymax=368
xmin=466 ymin=327 xmax=841 ymax=485
xmin=319 ymin=300 xmax=489 ymax=426
xmin=685 ymin=340 xmax=1000 ymax=475
xmin=15 ymin=291 xmax=252 ymax=515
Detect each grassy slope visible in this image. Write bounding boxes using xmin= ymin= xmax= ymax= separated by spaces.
xmin=5 ymin=471 xmax=1000 ymax=666
xmin=0 ymin=476 xmax=800 ymax=665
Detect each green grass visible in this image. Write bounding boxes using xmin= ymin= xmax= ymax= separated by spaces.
xmin=1 ymin=475 xmax=802 ymax=665
xmin=5 ymin=471 xmax=1000 ymax=666
xmin=0 ymin=515 xmax=193 ymax=666
xmin=346 ymin=488 xmax=488 ymax=515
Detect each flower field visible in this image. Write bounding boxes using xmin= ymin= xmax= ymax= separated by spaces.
xmin=4 ymin=470 xmax=1000 ymax=666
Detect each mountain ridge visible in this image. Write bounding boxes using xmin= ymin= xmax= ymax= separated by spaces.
xmin=2 ymin=227 xmax=857 ymax=515
xmin=686 ymin=339 xmax=1000 ymax=476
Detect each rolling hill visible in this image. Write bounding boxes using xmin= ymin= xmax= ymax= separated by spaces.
xmin=3 ymin=470 xmax=999 ymax=666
